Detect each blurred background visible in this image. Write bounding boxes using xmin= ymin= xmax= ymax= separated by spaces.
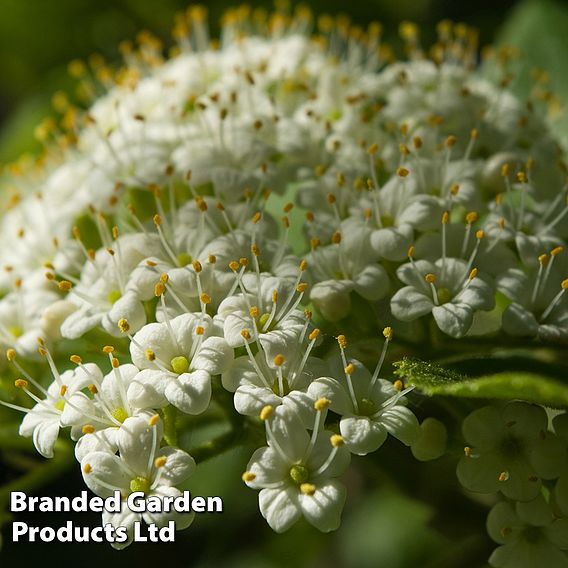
xmin=1 ymin=0 xmax=568 ymax=566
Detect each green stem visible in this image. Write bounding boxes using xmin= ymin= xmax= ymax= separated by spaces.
xmin=162 ymin=405 xmax=178 ymax=447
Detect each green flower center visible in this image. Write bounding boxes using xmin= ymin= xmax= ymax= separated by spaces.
xmin=107 ymin=290 xmax=122 ymax=304
xmin=359 ymin=397 xmax=377 ymax=416
xmin=437 ymin=287 xmax=452 ymax=304
xmin=522 ymin=526 xmax=543 ymax=544
xmin=130 ymin=476 xmax=151 ymax=494
xmin=289 ymin=464 xmax=309 ymax=485
xmin=380 ymin=215 xmax=394 ymax=228
xmin=500 ymin=435 xmax=523 ymax=459
xmin=171 ymin=355 xmax=190 ymax=375
xmin=112 ymin=407 xmax=129 ymax=423
xmin=8 ymin=326 xmax=23 ymax=338
xmin=177 ymin=252 xmax=191 ymax=266
xmin=271 ymin=376 xmax=291 ymax=396
xmin=54 ymin=399 xmax=66 ymax=411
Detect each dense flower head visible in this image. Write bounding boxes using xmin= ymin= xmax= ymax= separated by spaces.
xmin=0 ymin=4 xmax=567 ymax=559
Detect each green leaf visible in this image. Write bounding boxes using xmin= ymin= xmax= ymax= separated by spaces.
xmin=394 ymin=357 xmax=568 ymax=408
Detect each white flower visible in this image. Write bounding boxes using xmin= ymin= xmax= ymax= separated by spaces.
xmin=81 ymin=414 xmax=195 ymax=549
xmin=60 ymin=233 xmax=161 ymax=339
xmin=128 ymin=313 xmax=232 ymax=414
xmin=307 ymin=222 xmax=389 ymax=322
xmin=243 ymin=403 xmax=350 ymax=533
xmin=457 ymin=402 xmax=565 ymax=501
xmin=497 ymin=250 xmax=568 ymax=341
xmin=308 ymin=334 xmax=419 ymax=455
xmin=0 ymin=349 xmax=95 ymax=458
xmin=391 ymin=257 xmax=495 ymax=337
xmin=487 ymin=497 xmax=568 ymax=568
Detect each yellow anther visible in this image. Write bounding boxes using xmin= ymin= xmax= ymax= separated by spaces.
xmin=6 ymin=348 xmax=16 ymax=361
xmin=58 ymin=280 xmax=73 ymax=291
xmin=260 ymin=405 xmax=273 ymax=421
xmin=466 ymin=211 xmax=478 ymax=225
xmin=399 ymin=21 xmax=418 ymax=40
xmin=252 ymin=212 xmax=262 ymax=224
xmin=300 ymin=483 xmax=316 ymax=496
xmin=111 ymin=358 xmax=119 ymax=369
xmin=442 ymin=211 xmax=449 ymax=225
xmin=273 ymin=354 xmax=285 ymax=367
xmin=200 ymin=293 xmax=211 ymax=304
xmin=470 ymin=128 xmax=479 ymax=139
xmin=153 ymin=214 xmax=162 ymax=226
xmin=330 ymin=434 xmax=344 ymax=447
xmin=383 ymin=327 xmax=393 ymax=341
xmin=112 ymin=226 xmax=119 ymax=240
xmin=251 ymin=244 xmax=261 ymax=257
xmin=239 ymin=257 xmax=248 ymax=267
xmin=399 ymin=143 xmax=410 ymax=156
xmin=192 ymin=260 xmax=202 ymax=273
xmin=15 ymin=379 xmax=28 ymax=389
xmin=314 ymin=398 xmax=331 ymax=411
xmin=425 ymin=273 xmax=437 ymax=283
xmin=148 ymin=414 xmax=160 ymax=427
xmin=304 ymin=309 xmax=313 ymax=320
xmin=551 ymin=246 xmax=564 ymax=257
xmin=283 ymin=202 xmax=294 ymax=213
xmin=308 ymin=329 xmax=320 ymax=341
xmin=445 ymin=135 xmax=457 ymax=148
xmin=146 ymin=260 xmax=157 ymax=267
xmin=118 ymin=319 xmax=130 ymax=333
xmin=326 ymin=193 xmax=337 ymax=204
xmin=413 ymin=136 xmax=423 ymax=149
xmin=154 ymin=456 xmax=167 ymax=468
xmin=82 ymin=425 xmax=95 ymax=435
xmin=83 ymin=463 xmax=92 ymax=474
xmin=70 ymin=355 xmax=82 ymax=364
xmin=193 ymin=325 xmax=205 ymax=336
xmin=160 ymin=273 xmax=169 ymax=284
xmin=331 ymin=231 xmax=342 ymax=244
xmin=476 ymin=230 xmax=485 ymax=240
xmin=299 ymin=260 xmax=308 ymax=272
xmin=393 ymin=379 xmax=404 ymax=391
xmin=249 ymin=306 xmax=259 ymax=319
xmin=464 ymin=446 xmax=472 ymax=458
xmin=397 ymin=167 xmax=409 ymax=177
xmin=102 ymin=345 xmax=114 ymax=354
xmin=538 ymin=254 xmax=549 ymax=267
xmin=501 ymin=164 xmax=510 ymax=177
xmin=38 ymin=347 xmax=48 ymax=357
xmin=305 ymin=211 xmax=315 ymax=222
xmin=344 ymin=363 xmax=354 ymax=375
xmin=88 ymin=384 xmax=98 ymax=395
xmin=367 ymin=143 xmax=379 ymax=155
xmin=229 ymin=260 xmax=239 ymax=272
xmin=208 ymin=255 xmax=216 ymax=264
xmin=337 ymin=335 xmax=347 ymax=349
xmin=516 ymin=172 xmax=527 ymax=183
xmin=469 ymin=268 xmax=478 ymax=280
xmin=561 ymin=278 xmax=568 ymax=290
xmin=196 ymin=198 xmax=208 ymax=212
xmin=60 ymin=385 xmax=68 ymax=397
xmin=241 ymin=329 xmax=251 ymax=341
xmin=498 ymin=471 xmax=510 ymax=482
xmin=145 ymin=349 xmax=156 ymax=361
xmin=407 ymin=246 xmax=415 ymax=259
xmin=499 ymin=217 xmax=506 ymax=230
xmin=450 ymin=183 xmax=460 ymax=195
xmin=296 ymin=283 xmax=308 ymax=293
xmin=154 ymin=282 xmax=166 ymax=297
xmin=336 ymin=172 xmax=346 ymax=186
xmin=242 ymin=471 xmax=256 ymax=482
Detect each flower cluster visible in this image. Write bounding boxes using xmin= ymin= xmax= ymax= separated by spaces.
xmin=0 ymin=4 xmax=566 ymax=561
xmin=458 ymin=402 xmax=568 ymax=567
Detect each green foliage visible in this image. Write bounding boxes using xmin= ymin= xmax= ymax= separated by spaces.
xmin=395 ymin=357 xmax=568 ymax=408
